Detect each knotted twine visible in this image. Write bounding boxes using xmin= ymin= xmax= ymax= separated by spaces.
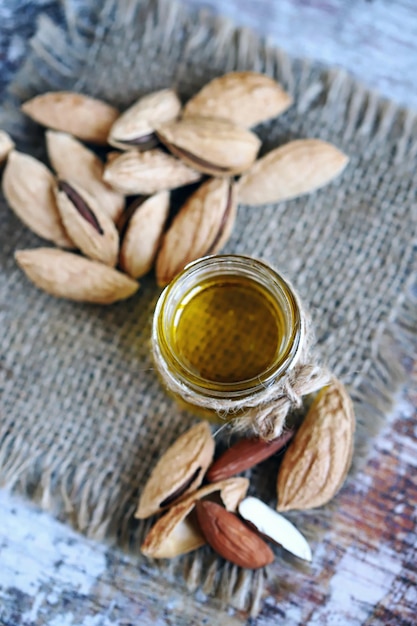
xmin=152 ymin=275 xmax=331 ymax=440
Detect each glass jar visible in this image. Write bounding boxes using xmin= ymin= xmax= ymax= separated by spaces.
xmin=152 ymin=255 xmax=304 ymax=421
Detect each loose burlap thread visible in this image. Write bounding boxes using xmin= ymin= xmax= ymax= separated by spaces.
xmin=1 ymin=0 xmax=417 ymax=615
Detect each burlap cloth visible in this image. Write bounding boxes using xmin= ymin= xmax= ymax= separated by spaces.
xmin=1 ymin=0 xmax=416 ymax=613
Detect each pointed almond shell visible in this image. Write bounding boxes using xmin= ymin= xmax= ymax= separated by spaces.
xmin=141 ymin=477 xmax=249 ymax=558
xmin=46 ymin=131 xmax=124 ymax=222
xmin=103 ymin=149 xmax=201 ymax=195
xmin=238 ymin=139 xmax=349 ymax=205
xmin=135 ymin=422 xmax=215 ymax=519
xmin=119 ymin=191 xmax=169 ymax=278
xmin=183 ymin=71 xmax=292 ymax=128
xmin=156 ymin=116 xmax=261 ymax=176
xmin=22 ymin=91 xmax=119 ymax=144
xmin=54 ymin=181 xmax=119 ymax=266
xmin=155 ymin=178 xmax=236 ymax=287
xmin=277 ymin=378 xmax=355 ymax=511
xmin=0 ymin=130 xmax=15 ymax=163
xmin=15 ymin=248 xmax=139 ymax=304
xmin=108 ymin=88 xmax=181 ymax=150
xmin=2 ymin=151 xmax=72 ymax=247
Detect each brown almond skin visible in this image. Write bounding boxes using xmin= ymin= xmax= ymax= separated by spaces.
xmin=206 ymin=429 xmax=294 ymax=482
xmin=195 ymin=501 xmax=274 ymax=570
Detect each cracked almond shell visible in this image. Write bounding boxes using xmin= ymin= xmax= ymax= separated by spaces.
xmin=141 ymin=477 xmax=249 ymax=558
xmin=103 ymin=148 xmax=201 ymax=195
xmin=119 ymin=191 xmax=170 ymax=278
xmin=183 ymin=71 xmax=292 ymax=128
xmin=22 ymin=91 xmax=119 ymax=144
xmin=156 ymin=116 xmax=261 ymax=176
xmin=108 ymin=88 xmax=181 ymax=150
xmin=135 ymin=421 xmax=215 ymax=519
xmin=155 ymin=178 xmax=236 ymax=287
xmin=46 ymin=131 xmax=124 ymax=222
xmin=238 ymin=139 xmax=349 ymax=205
xmin=277 ymin=378 xmax=355 ymax=511
xmin=15 ymin=248 xmax=139 ymax=304
xmin=2 ymin=150 xmax=73 ymax=248
xmin=54 ymin=180 xmax=119 ymax=267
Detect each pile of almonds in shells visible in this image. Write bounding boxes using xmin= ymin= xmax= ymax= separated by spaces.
xmin=0 ymin=71 xmax=348 ymax=304
xmin=137 ymin=379 xmax=355 ymax=569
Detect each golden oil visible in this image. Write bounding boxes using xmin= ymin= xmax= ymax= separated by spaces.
xmin=152 ymin=255 xmax=303 ymax=417
xmin=172 ymin=277 xmax=285 ymax=384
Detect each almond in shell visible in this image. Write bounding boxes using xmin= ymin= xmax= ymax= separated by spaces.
xmin=2 ymin=151 xmax=72 ymax=248
xmin=15 ymin=248 xmax=139 ymax=304
xmin=141 ymin=477 xmax=249 ymax=558
xmin=0 ymin=130 xmax=15 ymax=163
xmin=119 ymin=191 xmax=170 ymax=278
xmin=196 ymin=500 xmax=274 ymax=569
xmin=46 ymin=131 xmax=124 ymax=222
xmin=54 ymin=181 xmax=119 ymax=267
xmin=103 ymin=149 xmax=201 ymax=195
xmin=183 ymin=71 xmax=292 ymax=128
xmin=238 ymin=139 xmax=349 ymax=205
xmin=22 ymin=91 xmax=119 ymax=144
xmin=108 ymin=88 xmax=181 ymax=150
xmin=135 ymin=421 xmax=215 ymax=519
xmin=156 ymin=116 xmax=261 ymax=177
xmin=155 ymin=177 xmax=236 ymax=287
xmin=277 ymin=378 xmax=355 ymax=511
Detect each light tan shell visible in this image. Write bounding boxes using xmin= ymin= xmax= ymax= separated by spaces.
xmin=46 ymin=131 xmax=124 ymax=222
xmin=2 ymin=151 xmax=72 ymax=248
xmin=119 ymin=191 xmax=170 ymax=278
xmin=238 ymin=139 xmax=349 ymax=205
xmin=22 ymin=91 xmax=119 ymax=144
xmin=15 ymin=248 xmax=139 ymax=305
xmin=156 ymin=178 xmax=236 ymax=287
xmin=183 ymin=71 xmax=292 ymax=128
xmin=141 ymin=477 xmax=249 ymax=558
xmin=108 ymin=88 xmax=181 ymax=150
xmin=0 ymin=130 xmax=15 ymax=163
xmin=103 ymin=149 xmax=201 ymax=195
xmin=156 ymin=116 xmax=261 ymax=176
xmin=54 ymin=181 xmax=119 ymax=267
xmin=135 ymin=422 xmax=215 ymax=519
xmin=277 ymin=378 xmax=355 ymax=511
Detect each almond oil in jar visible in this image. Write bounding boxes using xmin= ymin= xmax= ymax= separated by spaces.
xmin=152 ymin=255 xmax=303 ymax=420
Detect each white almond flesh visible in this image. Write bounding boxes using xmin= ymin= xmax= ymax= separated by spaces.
xmin=238 ymin=496 xmax=312 ymax=562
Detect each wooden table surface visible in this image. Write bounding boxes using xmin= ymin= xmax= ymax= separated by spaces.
xmin=1 ymin=1 xmax=417 ymax=625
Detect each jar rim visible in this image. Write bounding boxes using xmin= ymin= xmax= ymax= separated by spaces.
xmin=152 ymin=255 xmax=304 ymax=400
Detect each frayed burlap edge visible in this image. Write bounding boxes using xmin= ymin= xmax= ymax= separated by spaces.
xmin=1 ymin=0 xmax=417 ymax=616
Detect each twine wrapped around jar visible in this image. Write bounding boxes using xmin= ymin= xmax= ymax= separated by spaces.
xmin=152 ymin=255 xmax=331 ymax=440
